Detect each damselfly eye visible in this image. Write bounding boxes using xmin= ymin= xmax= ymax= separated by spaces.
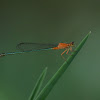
xmin=71 ymin=42 xmax=74 ymax=45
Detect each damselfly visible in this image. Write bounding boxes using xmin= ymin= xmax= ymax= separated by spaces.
xmin=0 ymin=42 xmax=74 ymax=58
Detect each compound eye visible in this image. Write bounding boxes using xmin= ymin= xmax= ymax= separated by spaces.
xmin=71 ymin=42 xmax=74 ymax=45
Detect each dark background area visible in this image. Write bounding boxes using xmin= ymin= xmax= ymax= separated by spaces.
xmin=0 ymin=0 xmax=100 ymax=100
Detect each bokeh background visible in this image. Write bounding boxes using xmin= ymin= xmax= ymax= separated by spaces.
xmin=0 ymin=0 xmax=100 ymax=100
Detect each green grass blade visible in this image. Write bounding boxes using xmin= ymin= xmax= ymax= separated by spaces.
xmin=28 ymin=67 xmax=47 ymax=100
xmin=34 ymin=31 xmax=91 ymax=100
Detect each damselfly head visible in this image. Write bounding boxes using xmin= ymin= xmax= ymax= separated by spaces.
xmin=70 ymin=41 xmax=74 ymax=46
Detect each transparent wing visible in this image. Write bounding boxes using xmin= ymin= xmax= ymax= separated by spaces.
xmin=17 ymin=43 xmax=58 ymax=51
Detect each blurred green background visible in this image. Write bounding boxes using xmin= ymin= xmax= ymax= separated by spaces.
xmin=0 ymin=0 xmax=100 ymax=100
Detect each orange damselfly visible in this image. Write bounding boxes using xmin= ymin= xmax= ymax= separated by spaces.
xmin=0 ymin=42 xmax=74 ymax=58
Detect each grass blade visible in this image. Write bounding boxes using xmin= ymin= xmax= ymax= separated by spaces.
xmin=28 ymin=67 xmax=47 ymax=100
xmin=34 ymin=31 xmax=91 ymax=100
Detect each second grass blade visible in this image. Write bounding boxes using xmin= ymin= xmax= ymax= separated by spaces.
xmin=28 ymin=67 xmax=47 ymax=100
